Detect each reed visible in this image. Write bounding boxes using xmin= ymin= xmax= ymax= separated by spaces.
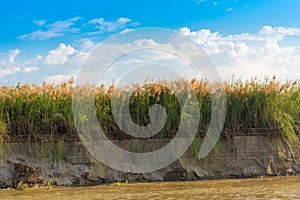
xmin=0 ymin=76 xmax=298 ymax=143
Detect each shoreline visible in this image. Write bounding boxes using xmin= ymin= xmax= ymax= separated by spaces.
xmin=2 ymin=175 xmax=300 ymax=189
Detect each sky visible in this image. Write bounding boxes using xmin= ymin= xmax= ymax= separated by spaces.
xmin=1 ymin=0 xmax=300 ymax=85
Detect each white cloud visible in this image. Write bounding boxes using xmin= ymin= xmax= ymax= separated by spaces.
xmin=0 ymin=49 xmax=21 ymax=78
xmin=33 ymin=19 xmax=46 ymax=26
xmin=226 ymin=8 xmax=233 ymax=12
xmin=79 ymin=38 xmax=97 ymax=51
xmin=23 ymin=66 xmax=38 ymax=73
xmin=194 ymin=0 xmax=207 ymax=4
xmin=24 ymin=54 xmax=43 ymax=66
xmin=120 ymin=28 xmax=134 ymax=34
xmin=45 ymin=74 xmax=71 ymax=84
xmin=259 ymin=25 xmax=300 ymax=38
xmin=179 ymin=26 xmax=300 ymax=80
xmin=0 ymin=40 xmax=89 ymax=84
xmin=45 ymin=43 xmax=76 ymax=65
xmin=19 ymin=17 xmax=81 ymax=40
xmin=8 ymin=49 xmax=20 ymax=64
xmin=116 ymin=17 xmax=131 ymax=24
xmin=88 ymin=17 xmax=138 ymax=33
xmin=19 ymin=16 xmax=138 ymax=40
xmin=69 ymin=50 xmax=90 ymax=67
xmin=0 ymin=67 xmax=20 ymax=78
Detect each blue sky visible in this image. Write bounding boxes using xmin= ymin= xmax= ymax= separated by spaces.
xmin=1 ymin=0 xmax=300 ymax=85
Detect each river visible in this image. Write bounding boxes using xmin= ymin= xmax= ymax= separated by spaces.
xmin=1 ymin=176 xmax=299 ymax=199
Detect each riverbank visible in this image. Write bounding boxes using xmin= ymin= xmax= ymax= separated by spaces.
xmin=0 ymin=77 xmax=299 ymax=188
xmin=0 ymin=130 xmax=299 ymax=188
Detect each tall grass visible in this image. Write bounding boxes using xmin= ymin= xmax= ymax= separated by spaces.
xmin=0 ymin=76 xmax=299 ymax=143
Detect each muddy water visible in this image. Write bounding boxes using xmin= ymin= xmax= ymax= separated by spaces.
xmin=1 ymin=177 xmax=300 ymax=200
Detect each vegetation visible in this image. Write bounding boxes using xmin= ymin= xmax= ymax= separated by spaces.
xmin=109 ymin=180 xmax=128 ymax=186
xmin=16 ymin=180 xmax=52 ymax=190
xmin=0 ymin=76 xmax=299 ymax=144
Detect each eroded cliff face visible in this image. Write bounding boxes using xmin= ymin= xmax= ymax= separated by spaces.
xmin=0 ymin=133 xmax=299 ymax=188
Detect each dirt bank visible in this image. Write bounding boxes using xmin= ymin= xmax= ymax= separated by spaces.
xmin=0 ymin=130 xmax=299 ymax=188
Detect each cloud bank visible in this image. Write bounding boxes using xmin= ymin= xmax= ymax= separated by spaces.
xmin=2 ymin=25 xmax=300 ymax=84
xmin=180 ymin=25 xmax=300 ymax=80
